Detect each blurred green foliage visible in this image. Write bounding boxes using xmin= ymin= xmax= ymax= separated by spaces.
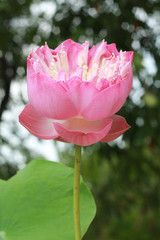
xmin=0 ymin=0 xmax=160 ymax=239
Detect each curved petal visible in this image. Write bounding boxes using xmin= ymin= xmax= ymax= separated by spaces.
xmin=34 ymin=43 xmax=53 ymax=67
xmin=124 ymin=51 xmax=134 ymax=62
xmin=27 ymin=65 xmax=78 ymax=119
xmin=19 ymin=104 xmax=59 ymax=139
xmin=67 ymin=41 xmax=89 ymax=77
xmin=101 ymin=115 xmax=130 ymax=142
xmin=82 ymin=78 xmax=129 ymax=120
xmin=54 ymin=118 xmax=113 ymax=146
xmin=126 ymin=64 xmax=133 ymax=95
xmin=88 ymin=40 xmax=110 ymax=67
xmin=68 ymin=78 xmax=98 ymax=115
xmin=88 ymin=45 xmax=97 ymax=65
xmin=53 ymin=39 xmax=77 ymax=53
xmin=107 ymin=43 xmax=119 ymax=56
xmin=53 ymin=40 xmax=90 ymax=73
xmin=27 ymin=57 xmax=46 ymax=76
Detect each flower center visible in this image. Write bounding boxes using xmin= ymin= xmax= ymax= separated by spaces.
xmin=49 ymin=50 xmax=69 ymax=80
xmin=33 ymin=47 xmax=129 ymax=83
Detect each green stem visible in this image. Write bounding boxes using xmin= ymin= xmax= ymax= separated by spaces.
xmin=74 ymin=145 xmax=82 ymax=240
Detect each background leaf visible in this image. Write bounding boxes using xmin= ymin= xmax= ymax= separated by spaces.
xmin=0 ymin=159 xmax=96 ymax=240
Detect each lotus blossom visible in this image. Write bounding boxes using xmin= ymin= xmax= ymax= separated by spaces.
xmin=19 ymin=40 xmax=133 ymax=146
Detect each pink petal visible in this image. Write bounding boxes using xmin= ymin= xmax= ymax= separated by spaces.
xmin=101 ymin=115 xmax=130 ymax=142
xmin=88 ymin=40 xmax=109 ymax=67
xmin=88 ymin=42 xmax=119 ymax=66
xmin=121 ymin=51 xmax=134 ymax=95
xmin=67 ymin=41 xmax=89 ymax=76
xmin=27 ymin=63 xmax=78 ymax=119
xmin=68 ymin=78 xmax=98 ymax=115
xmin=96 ymin=78 xmax=110 ymax=91
xmin=53 ymin=40 xmax=90 ymax=78
xmin=27 ymin=57 xmax=46 ymax=75
xmin=87 ymin=45 xmax=97 ymax=65
xmin=124 ymin=63 xmax=133 ymax=95
xmin=54 ymin=118 xmax=113 ymax=146
xmin=82 ymin=69 xmax=133 ymax=120
xmin=35 ymin=43 xmax=53 ymax=67
xmin=53 ymin=39 xmax=76 ymax=53
xmin=57 ymin=70 xmax=66 ymax=81
xmin=124 ymin=51 xmax=134 ymax=62
xmin=29 ymin=44 xmax=53 ymax=72
xmin=107 ymin=43 xmax=119 ymax=56
xmin=19 ymin=104 xmax=58 ymax=139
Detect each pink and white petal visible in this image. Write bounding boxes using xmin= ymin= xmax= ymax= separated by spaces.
xmin=96 ymin=78 xmax=110 ymax=91
xmin=27 ymin=57 xmax=46 ymax=75
xmin=123 ymin=64 xmax=133 ymax=95
xmin=67 ymin=41 xmax=89 ymax=74
xmin=19 ymin=104 xmax=58 ymax=139
xmin=27 ymin=57 xmax=36 ymax=75
xmin=57 ymin=70 xmax=66 ymax=81
xmin=88 ymin=45 xmax=97 ymax=65
xmin=123 ymin=51 xmax=134 ymax=62
xmin=53 ymin=40 xmax=90 ymax=75
xmin=82 ymin=78 xmax=129 ymax=120
xmin=54 ymin=118 xmax=113 ymax=146
xmin=68 ymin=78 xmax=98 ymax=114
xmin=27 ymin=71 xmax=78 ymax=120
xmin=29 ymin=44 xmax=53 ymax=73
xmin=101 ymin=115 xmax=130 ymax=142
xmin=107 ymin=43 xmax=119 ymax=56
xmin=53 ymin=39 xmax=76 ymax=53
xmin=61 ymin=117 xmax=112 ymax=133
xmin=35 ymin=43 xmax=53 ymax=67
xmin=88 ymin=40 xmax=110 ymax=67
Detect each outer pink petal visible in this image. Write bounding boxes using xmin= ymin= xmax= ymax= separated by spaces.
xmin=19 ymin=104 xmax=59 ymax=139
xmin=101 ymin=115 xmax=130 ymax=142
xmin=67 ymin=78 xmax=98 ymax=114
xmin=82 ymin=78 xmax=130 ymax=120
xmin=125 ymin=63 xmax=133 ymax=95
xmin=54 ymin=118 xmax=113 ymax=146
xmin=27 ymin=60 xmax=78 ymax=119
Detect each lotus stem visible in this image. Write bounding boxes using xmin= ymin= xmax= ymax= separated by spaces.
xmin=74 ymin=145 xmax=82 ymax=240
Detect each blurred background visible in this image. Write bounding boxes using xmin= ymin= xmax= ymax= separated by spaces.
xmin=0 ymin=0 xmax=160 ymax=239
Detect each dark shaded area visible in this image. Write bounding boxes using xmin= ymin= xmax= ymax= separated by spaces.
xmin=0 ymin=0 xmax=160 ymax=239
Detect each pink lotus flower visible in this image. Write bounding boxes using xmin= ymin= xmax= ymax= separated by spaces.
xmin=19 ymin=40 xmax=133 ymax=146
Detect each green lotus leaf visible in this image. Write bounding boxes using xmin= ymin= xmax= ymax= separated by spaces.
xmin=0 ymin=159 xmax=96 ymax=240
